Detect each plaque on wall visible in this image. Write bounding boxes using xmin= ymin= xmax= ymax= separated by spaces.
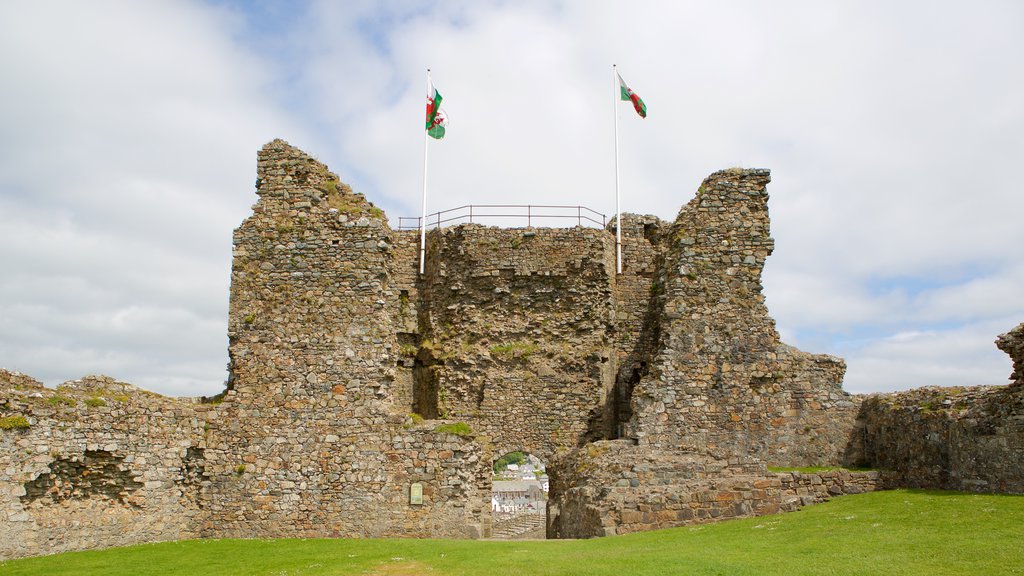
xmin=410 ymin=482 xmax=423 ymax=505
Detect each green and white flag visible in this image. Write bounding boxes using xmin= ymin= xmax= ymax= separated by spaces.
xmin=425 ymin=79 xmax=448 ymax=139
xmin=617 ymin=73 xmax=647 ymax=118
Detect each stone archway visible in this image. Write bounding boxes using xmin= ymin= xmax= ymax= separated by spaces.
xmin=488 ymin=450 xmax=550 ymax=539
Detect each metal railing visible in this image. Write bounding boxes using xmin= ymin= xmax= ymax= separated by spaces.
xmin=397 ymin=205 xmax=607 ymax=231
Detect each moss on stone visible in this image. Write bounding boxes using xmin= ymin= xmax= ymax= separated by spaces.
xmin=488 ymin=341 xmax=539 ymax=360
xmin=434 ymin=422 xmax=473 ymax=437
xmin=0 ymin=415 xmax=30 ymax=430
xmin=46 ymin=395 xmax=76 ymax=407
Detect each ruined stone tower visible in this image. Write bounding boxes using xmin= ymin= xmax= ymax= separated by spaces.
xmin=204 ymin=139 xmax=486 ymax=539
xmin=3 ymin=140 xmax=1022 ymax=559
xmin=212 ymin=140 xmax=863 ymax=538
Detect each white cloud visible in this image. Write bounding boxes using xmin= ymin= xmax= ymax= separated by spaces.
xmin=0 ymin=0 xmax=308 ymax=395
xmin=1 ymin=0 xmax=1021 ymax=396
xmin=841 ymin=319 xmax=1017 ymax=393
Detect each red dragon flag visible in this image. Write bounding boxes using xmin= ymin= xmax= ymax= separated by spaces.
xmin=425 ymin=78 xmax=448 ymax=139
xmin=617 ymin=73 xmax=647 ymax=118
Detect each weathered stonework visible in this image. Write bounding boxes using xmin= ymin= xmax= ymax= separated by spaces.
xmin=621 ymin=169 xmax=859 ymax=464
xmin=2 ymin=139 xmax=1022 ymax=558
xmin=0 ymin=372 xmax=205 ymax=558
xmin=549 ymin=439 xmax=882 ymax=538
xmin=997 ymin=323 xmax=1024 ymax=387
xmin=850 ymin=384 xmax=1024 ymax=493
xmin=405 ymin=224 xmax=618 ymax=459
xmin=838 ymin=324 xmax=1024 ymax=495
xmin=203 ymin=140 xmax=486 ymax=539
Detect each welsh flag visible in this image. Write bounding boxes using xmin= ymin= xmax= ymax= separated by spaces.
xmin=618 ymin=73 xmax=647 ymax=118
xmin=425 ymin=80 xmax=448 ymax=139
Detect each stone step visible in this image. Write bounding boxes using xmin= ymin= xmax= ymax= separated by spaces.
xmin=492 ymin=513 xmax=546 ymax=539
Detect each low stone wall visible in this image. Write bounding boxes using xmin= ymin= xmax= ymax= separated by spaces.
xmin=556 ymin=478 xmax=787 ymax=538
xmin=549 ymin=440 xmax=768 ymax=538
xmin=550 ymin=439 xmax=886 ymax=539
xmin=0 ymin=371 xmax=205 ymax=559
xmin=852 ymin=384 xmax=1024 ymax=493
xmin=775 ymin=469 xmax=884 ymax=506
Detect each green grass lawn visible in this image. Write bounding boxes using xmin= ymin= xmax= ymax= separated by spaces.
xmin=3 ymin=490 xmax=1022 ymax=576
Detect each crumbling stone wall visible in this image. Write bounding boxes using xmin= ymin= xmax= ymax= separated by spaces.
xmin=550 ymin=440 xmax=774 ymax=538
xmin=854 ymin=387 xmax=1024 ymax=493
xmin=389 ymin=224 xmax=622 ymax=537
xmin=622 ymin=169 xmax=859 ymax=466
xmin=997 ymin=322 xmax=1024 ymax=387
xmin=0 ymin=371 xmax=205 ymax=559
xmin=547 ymin=169 xmax=866 ymax=539
xmin=202 ymin=140 xmax=486 ymax=540
xmin=409 ymin=224 xmax=618 ymax=459
xmin=12 ymin=140 xmax=1023 ymax=556
xmin=0 ymin=144 xmax=868 ymax=557
xmin=549 ymin=439 xmax=881 ymax=538
xmin=609 ymin=214 xmax=667 ymax=435
xmin=851 ymin=328 xmax=1024 ymax=494
xmin=389 ymin=230 xmax=422 ymax=412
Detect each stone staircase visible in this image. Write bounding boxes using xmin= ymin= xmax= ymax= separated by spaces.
xmin=491 ymin=513 xmax=546 ymax=539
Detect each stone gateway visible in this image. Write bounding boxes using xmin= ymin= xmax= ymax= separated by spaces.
xmin=2 ymin=140 xmax=1022 ymax=558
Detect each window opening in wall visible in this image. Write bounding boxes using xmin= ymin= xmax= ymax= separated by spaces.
xmin=613 ymin=361 xmax=645 ymax=439
xmin=412 ymin=344 xmax=440 ymax=419
xmin=642 ymin=222 xmax=657 ymax=242
xmin=490 ymin=451 xmax=548 ymax=540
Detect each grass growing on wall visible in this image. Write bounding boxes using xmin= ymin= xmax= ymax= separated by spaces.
xmin=433 ymin=422 xmax=473 ymax=437
xmin=45 ymin=395 xmax=76 ymax=407
xmin=488 ymin=341 xmax=539 ymax=360
xmin=2 ymin=490 xmax=1023 ymax=575
xmin=0 ymin=415 xmax=30 ymax=430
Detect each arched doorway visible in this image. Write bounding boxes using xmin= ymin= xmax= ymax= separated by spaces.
xmin=490 ymin=451 xmax=549 ymax=539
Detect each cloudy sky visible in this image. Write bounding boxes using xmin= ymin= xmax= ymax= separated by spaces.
xmin=1 ymin=0 xmax=1021 ymax=397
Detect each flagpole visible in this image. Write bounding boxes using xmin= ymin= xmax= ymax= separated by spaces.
xmin=613 ymin=64 xmax=622 ymax=275
xmin=419 ymin=69 xmax=430 ymax=276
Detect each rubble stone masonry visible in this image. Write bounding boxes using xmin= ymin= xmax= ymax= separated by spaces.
xmin=620 ymin=169 xmax=859 ymax=465
xmin=201 ymin=140 xmax=486 ymax=541
xmin=848 ymin=323 xmax=1024 ymax=493
xmin=0 ymin=372 xmax=205 ymax=558
xmin=2 ymin=140 xmax=1022 ymax=558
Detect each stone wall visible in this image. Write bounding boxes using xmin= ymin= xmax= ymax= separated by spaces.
xmin=549 ymin=439 xmax=882 ymax=538
xmin=775 ymin=469 xmax=884 ymax=506
xmin=847 ymin=325 xmax=1024 ymax=494
xmin=389 ymin=229 xmax=422 ymax=412
xmin=198 ymin=148 xmax=868 ymax=544
xmin=391 ymin=223 xmax=624 ymax=537
xmin=0 ymin=143 xmax=870 ymax=557
xmin=852 ymin=384 xmax=1024 ymax=493
xmin=609 ymin=214 xmax=667 ymax=436
xmin=410 ymin=224 xmax=618 ymax=460
xmin=550 ymin=440 xmax=771 ymax=538
xmin=545 ymin=169 xmax=869 ymax=539
xmin=997 ymin=322 xmax=1024 ymax=386
xmin=201 ymin=139 xmax=487 ymax=540
xmin=622 ymin=169 xmax=859 ymax=466
xmin=14 ymin=140 xmax=1024 ymax=557
xmin=0 ymin=371 xmax=204 ymax=558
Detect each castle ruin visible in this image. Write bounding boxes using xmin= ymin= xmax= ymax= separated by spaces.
xmin=2 ymin=140 xmax=1022 ymax=558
